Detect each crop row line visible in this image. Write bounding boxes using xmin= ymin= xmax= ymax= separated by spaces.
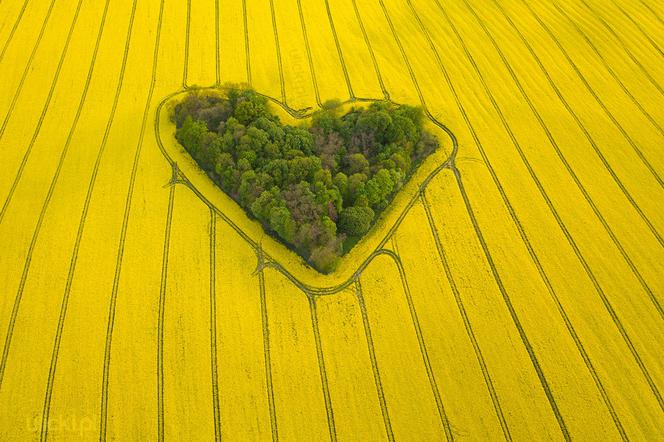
xmin=209 ymin=208 xmax=222 ymax=441
xmin=0 ymin=0 xmax=85 ymax=397
xmin=529 ymin=0 xmax=663 ymax=187
xmin=637 ymin=0 xmax=664 ymax=26
xmin=268 ymin=0 xmax=286 ymax=103
xmin=182 ymin=0 xmax=190 ymax=89
xmin=440 ymin=0 xmax=664 ymax=421
xmin=608 ymin=0 xmax=663 ymax=57
xmin=0 ymin=0 xmax=29 ymax=65
xmin=157 ymin=180 xmax=175 ymax=441
xmin=574 ymin=0 xmax=664 ymax=98
xmin=38 ymin=0 xmax=116 ymax=439
xmin=0 ymin=0 xmax=58 ymax=142
xmin=483 ymin=0 xmax=663 ymax=315
xmin=100 ymin=0 xmax=165 ymax=438
xmin=307 ymin=295 xmax=338 ymax=442
xmin=409 ymin=2 xmax=624 ymax=434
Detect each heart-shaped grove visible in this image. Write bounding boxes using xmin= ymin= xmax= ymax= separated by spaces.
xmin=157 ymin=86 xmax=451 ymax=277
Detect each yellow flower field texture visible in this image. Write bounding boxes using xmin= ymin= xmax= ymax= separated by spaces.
xmin=0 ymin=0 xmax=662 ymax=440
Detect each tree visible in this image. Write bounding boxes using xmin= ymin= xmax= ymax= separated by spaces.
xmin=173 ymin=93 xmax=208 ymax=127
xmin=263 ymin=159 xmax=289 ymax=188
xmin=197 ymin=132 xmax=221 ymax=170
xmin=283 ymin=181 xmax=321 ymax=224
xmin=313 ymin=130 xmax=344 ymax=171
xmin=238 ymin=170 xmax=260 ymax=206
xmin=287 ymin=156 xmax=321 ymax=185
xmin=365 ymin=169 xmax=394 ymax=210
xmin=356 ymin=107 xmax=392 ymax=144
xmin=338 ymin=206 xmax=374 ymax=237
xmin=414 ymin=131 xmax=438 ymax=163
xmin=254 ymin=116 xmax=285 ymax=142
xmin=198 ymin=102 xmax=231 ymax=130
xmin=175 ymin=116 xmax=209 ymax=159
xmin=250 ymin=188 xmax=281 ymax=223
xmin=345 ymin=173 xmax=367 ymax=205
xmin=333 ymin=172 xmax=348 ymax=197
xmin=214 ymin=152 xmax=238 ymax=192
xmin=345 ymin=153 xmax=369 ymax=175
xmin=269 ymin=206 xmax=296 ymax=243
xmin=240 ymin=126 xmax=270 ymax=155
xmin=311 ymin=104 xmax=342 ymax=136
xmin=283 ymin=126 xmax=314 ymax=155
xmin=322 ymin=99 xmax=342 ymax=111
xmin=309 ymin=242 xmax=340 ymax=273
xmin=232 ymin=91 xmax=268 ymax=124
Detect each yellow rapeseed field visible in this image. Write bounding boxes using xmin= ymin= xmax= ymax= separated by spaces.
xmin=0 ymin=0 xmax=662 ymax=439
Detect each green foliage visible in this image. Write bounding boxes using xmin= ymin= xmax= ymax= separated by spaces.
xmin=365 ymin=169 xmax=394 ymax=210
xmin=338 ymin=206 xmax=375 ymax=237
xmin=172 ymin=87 xmax=438 ymax=273
xmin=175 ymin=116 xmax=209 ymax=162
xmin=345 ymin=153 xmax=369 ymax=175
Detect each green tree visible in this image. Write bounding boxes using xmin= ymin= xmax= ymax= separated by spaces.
xmin=345 ymin=173 xmax=367 ymax=205
xmin=333 ymin=172 xmax=348 ymax=197
xmin=238 ymin=170 xmax=260 ymax=206
xmin=345 ymin=153 xmax=369 ymax=175
xmin=365 ymin=169 xmax=394 ymax=210
xmin=231 ymin=90 xmax=268 ymax=124
xmin=287 ymin=156 xmax=322 ymax=184
xmin=176 ymin=116 xmax=209 ymax=159
xmin=214 ymin=152 xmax=238 ymax=191
xmin=283 ymin=126 xmax=314 ymax=155
xmin=338 ymin=206 xmax=374 ymax=237
xmin=269 ymin=206 xmax=296 ymax=243
xmin=250 ymin=188 xmax=280 ymax=223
